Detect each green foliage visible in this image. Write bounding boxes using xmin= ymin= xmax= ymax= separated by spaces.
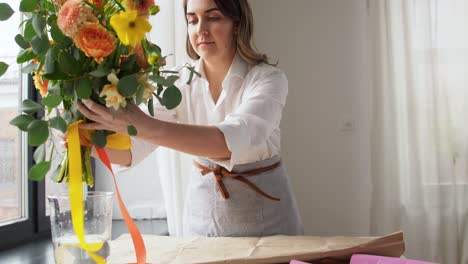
xmin=162 ymin=85 xmax=182 ymax=110
xmin=0 ymin=61 xmax=8 ymax=77
xmin=118 ymin=75 xmax=138 ymax=97
xmin=2 ymin=0 xmax=198 ymax=185
xmin=27 ymin=120 xmax=49 ymax=146
xmin=0 ymin=3 xmax=14 ymax=21
xmin=29 ymin=161 xmax=51 ymax=181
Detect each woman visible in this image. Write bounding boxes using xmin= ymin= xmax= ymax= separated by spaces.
xmin=78 ymin=0 xmax=304 ymax=237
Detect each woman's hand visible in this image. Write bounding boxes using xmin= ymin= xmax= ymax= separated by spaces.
xmin=77 ymin=99 xmax=147 ymax=135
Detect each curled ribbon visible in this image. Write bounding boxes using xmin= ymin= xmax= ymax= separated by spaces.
xmin=67 ymin=121 xmax=147 ymax=264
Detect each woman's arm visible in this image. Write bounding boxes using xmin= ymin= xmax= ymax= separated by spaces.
xmin=78 ymin=99 xmax=231 ymax=164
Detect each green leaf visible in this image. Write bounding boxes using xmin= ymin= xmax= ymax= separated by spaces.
xmin=29 ymin=161 xmax=51 ymax=181
xmin=15 ymin=34 xmax=30 ymax=49
xmin=58 ymin=51 xmax=80 ymax=75
xmin=61 ymin=81 xmax=74 ymax=99
xmin=135 ymin=83 xmax=145 ymax=105
xmin=120 ymin=54 xmax=137 ymax=72
xmin=27 ymin=120 xmax=49 ymax=146
xmin=42 ymin=93 xmax=62 ymax=108
xmin=77 ymin=78 xmax=92 ymax=99
xmin=89 ymin=61 xmax=112 ymax=77
xmin=0 ymin=3 xmax=14 ymax=21
xmin=149 ymin=75 xmax=165 ymax=86
xmin=148 ymin=98 xmax=154 ymax=116
xmin=91 ymin=130 xmax=107 ymax=148
xmin=16 ymin=49 xmax=36 ymax=63
xmin=30 ymin=35 xmax=49 ymax=55
xmin=32 ymin=13 xmax=46 ymax=37
xmin=9 ymin=114 xmax=35 ymax=131
xmin=0 ymin=62 xmax=8 ymax=77
xmin=20 ymin=0 xmax=38 ymax=12
xmin=20 ymin=99 xmax=43 ymax=114
xmin=162 ymin=85 xmax=182 ymax=110
xmin=49 ymin=116 xmax=67 ymax=133
xmin=127 ymin=125 xmax=137 ymax=136
xmin=50 ymin=24 xmax=72 ymax=48
xmin=117 ymin=75 xmax=138 ymax=97
xmin=165 ymin=75 xmax=179 ymax=86
xmin=33 ymin=144 xmax=45 ymax=163
xmin=43 ymin=47 xmax=57 ymax=74
xmin=23 ymin=20 xmax=36 ymax=41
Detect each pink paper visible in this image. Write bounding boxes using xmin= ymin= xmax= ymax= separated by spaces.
xmin=351 ymin=254 xmax=437 ymax=264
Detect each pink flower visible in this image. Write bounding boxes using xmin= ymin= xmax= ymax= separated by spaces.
xmin=57 ymin=0 xmax=97 ymax=37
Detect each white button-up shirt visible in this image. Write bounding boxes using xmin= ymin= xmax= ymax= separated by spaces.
xmin=130 ymin=53 xmax=288 ymax=171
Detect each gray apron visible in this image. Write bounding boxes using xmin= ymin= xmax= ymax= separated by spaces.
xmin=183 ymin=156 xmax=304 ymax=237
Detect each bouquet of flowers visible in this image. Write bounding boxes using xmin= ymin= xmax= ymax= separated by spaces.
xmin=0 ymin=0 xmax=197 ymax=184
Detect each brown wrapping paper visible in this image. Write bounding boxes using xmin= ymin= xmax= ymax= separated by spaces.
xmin=109 ymin=231 xmax=405 ymax=264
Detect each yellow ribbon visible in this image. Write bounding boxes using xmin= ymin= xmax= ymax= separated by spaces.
xmin=67 ymin=121 xmax=132 ymax=263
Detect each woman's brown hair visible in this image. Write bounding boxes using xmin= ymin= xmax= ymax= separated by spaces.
xmin=183 ymin=0 xmax=272 ymax=65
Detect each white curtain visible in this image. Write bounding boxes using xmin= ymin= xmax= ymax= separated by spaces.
xmin=149 ymin=0 xmax=192 ymax=237
xmin=369 ymin=0 xmax=468 ymax=263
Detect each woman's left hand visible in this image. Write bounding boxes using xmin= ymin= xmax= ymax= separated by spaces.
xmin=77 ymin=99 xmax=147 ymax=135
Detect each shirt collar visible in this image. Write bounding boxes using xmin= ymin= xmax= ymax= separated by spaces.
xmin=195 ymin=52 xmax=249 ymax=81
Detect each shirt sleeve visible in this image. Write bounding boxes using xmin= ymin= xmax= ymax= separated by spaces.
xmin=212 ymin=68 xmax=288 ymax=171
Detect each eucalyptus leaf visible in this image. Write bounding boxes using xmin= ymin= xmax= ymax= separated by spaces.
xmin=29 ymin=161 xmax=51 ymax=181
xmin=43 ymin=47 xmax=57 ymax=75
xmin=32 ymin=13 xmax=46 ymax=37
xmin=20 ymin=99 xmax=43 ymax=114
xmin=165 ymin=75 xmax=179 ymax=86
xmin=148 ymin=98 xmax=154 ymax=117
xmin=77 ymin=78 xmax=92 ymax=99
xmin=33 ymin=144 xmax=45 ymax=163
xmin=91 ymin=130 xmax=107 ymax=149
xmin=49 ymin=116 xmax=67 ymax=133
xmin=127 ymin=125 xmax=137 ymax=136
xmin=117 ymin=75 xmax=138 ymax=97
xmin=30 ymin=35 xmax=49 ymax=55
xmin=20 ymin=0 xmax=38 ymax=12
xmin=162 ymin=85 xmax=182 ymax=110
xmin=50 ymin=24 xmax=72 ymax=48
xmin=42 ymin=93 xmax=62 ymax=108
xmin=9 ymin=114 xmax=35 ymax=131
xmin=0 ymin=62 xmax=8 ymax=77
xmin=58 ymin=51 xmax=80 ymax=75
xmin=0 ymin=3 xmax=14 ymax=21
xmin=23 ymin=20 xmax=36 ymax=41
xmin=16 ymin=49 xmax=36 ymax=63
xmin=15 ymin=34 xmax=30 ymax=49
xmin=135 ymin=83 xmax=145 ymax=105
xmin=27 ymin=120 xmax=49 ymax=146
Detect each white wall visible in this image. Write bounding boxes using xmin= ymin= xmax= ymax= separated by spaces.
xmin=250 ymin=0 xmax=372 ymax=236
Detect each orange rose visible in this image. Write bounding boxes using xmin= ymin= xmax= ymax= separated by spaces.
xmin=74 ymin=23 xmax=116 ymax=63
xmin=33 ymin=72 xmax=49 ymax=96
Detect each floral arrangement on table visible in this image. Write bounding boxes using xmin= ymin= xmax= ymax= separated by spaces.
xmin=0 ymin=0 xmax=198 ymax=183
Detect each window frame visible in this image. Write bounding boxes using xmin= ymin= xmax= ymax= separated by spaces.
xmin=0 ymin=76 xmax=51 ymax=250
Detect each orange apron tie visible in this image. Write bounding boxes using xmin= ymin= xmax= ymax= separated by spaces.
xmin=193 ymin=161 xmax=281 ymax=201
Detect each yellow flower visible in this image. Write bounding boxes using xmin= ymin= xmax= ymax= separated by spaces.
xmin=110 ymin=10 xmax=152 ymax=47
xmin=33 ymin=72 xmax=49 ymax=96
xmin=147 ymin=52 xmax=159 ymax=66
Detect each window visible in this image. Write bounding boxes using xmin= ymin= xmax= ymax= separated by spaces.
xmin=0 ymin=0 xmax=50 ymax=249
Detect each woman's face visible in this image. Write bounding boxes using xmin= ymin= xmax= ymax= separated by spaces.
xmin=186 ymin=0 xmax=237 ymax=62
